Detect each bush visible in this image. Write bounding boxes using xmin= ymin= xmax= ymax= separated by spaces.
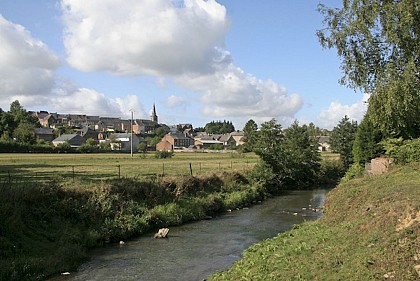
xmin=155 ymin=150 xmax=173 ymax=159
xmin=382 ymin=138 xmax=420 ymax=164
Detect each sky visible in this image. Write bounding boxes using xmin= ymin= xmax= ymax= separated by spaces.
xmin=0 ymin=0 xmax=368 ymax=130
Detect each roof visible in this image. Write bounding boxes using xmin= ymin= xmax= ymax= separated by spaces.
xmin=318 ymin=136 xmax=331 ymax=143
xmin=169 ymin=133 xmax=192 ymax=140
xmin=34 ymin=128 xmax=54 ymax=135
xmin=53 ymin=134 xmax=81 ymax=142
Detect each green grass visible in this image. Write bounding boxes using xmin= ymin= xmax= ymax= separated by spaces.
xmin=0 ymin=152 xmax=259 ymax=183
xmin=209 ymin=163 xmax=420 ymax=281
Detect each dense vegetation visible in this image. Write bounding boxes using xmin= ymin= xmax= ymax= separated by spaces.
xmin=210 ymin=163 xmax=420 ymax=281
xmin=318 ymin=0 xmax=420 ymax=166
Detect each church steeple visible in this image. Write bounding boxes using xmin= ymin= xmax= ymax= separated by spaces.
xmin=150 ymin=103 xmax=158 ymax=123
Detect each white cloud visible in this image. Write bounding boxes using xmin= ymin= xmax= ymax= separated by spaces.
xmin=316 ymin=94 xmax=369 ymax=130
xmin=175 ymin=64 xmax=303 ymax=122
xmin=0 ymin=15 xmax=60 ymax=110
xmin=51 ymin=88 xmax=145 ymax=118
xmin=61 ymin=0 xmax=228 ymax=76
xmin=60 ymin=0 xmax=303 ymax=124
xmin=166 ymin=95 xmax=189 ymax=109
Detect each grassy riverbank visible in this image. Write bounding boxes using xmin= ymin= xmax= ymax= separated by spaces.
xmin=210 ymin=163 xmax=420 ymax=280
xmin=0 ymin=171 xmax=270 ymax=280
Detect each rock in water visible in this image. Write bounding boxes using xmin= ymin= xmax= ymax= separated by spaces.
xmin=154 ymin=228 xmax=170 ymax=238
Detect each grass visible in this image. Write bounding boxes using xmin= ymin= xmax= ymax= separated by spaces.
xmin=0 ymin=152 xmax=260 ymax=183
xmin=209 ymin=163 xmax=420 ymax=281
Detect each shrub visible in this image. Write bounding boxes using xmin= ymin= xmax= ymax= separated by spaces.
xmin=155 ymin=150 xmax=173 ymax=159
xmin=382 ymin=138 xmax=420 ymax=164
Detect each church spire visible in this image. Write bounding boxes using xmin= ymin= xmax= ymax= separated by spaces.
xmin=150 ymin=103 xmax=158 ymax=123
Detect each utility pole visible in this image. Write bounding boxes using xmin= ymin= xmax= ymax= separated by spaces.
xmin=130 ymin=109 xmax=134 ymax=157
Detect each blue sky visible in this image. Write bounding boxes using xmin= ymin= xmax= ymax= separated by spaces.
xmin=0 ymin=0 xmax=367 ymax=130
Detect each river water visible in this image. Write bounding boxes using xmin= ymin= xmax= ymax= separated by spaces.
xmin=52 ymin=189 xmax=328 ymax=281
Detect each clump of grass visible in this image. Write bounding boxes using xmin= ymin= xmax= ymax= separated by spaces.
xmin=209 ymin=164 xmax=420 ymax=281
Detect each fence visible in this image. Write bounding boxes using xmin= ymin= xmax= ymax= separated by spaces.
xmin=0 ymin=160 xmax=257 ymax=185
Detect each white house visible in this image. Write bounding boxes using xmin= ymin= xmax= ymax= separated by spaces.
xmin=108 ymin=133 xmax=141 ymax=152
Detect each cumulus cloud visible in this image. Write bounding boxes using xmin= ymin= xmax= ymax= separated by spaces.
xmin=60 ymin=0 xmax=303 ymax=123
xmin=175 ymin=64 xmax=303 ymax=121
xmin=61 ymin=0 xmax=229 ymax=76
xmin=316 ymin=94 xmax=369 ymax=129
xmin=0 ymin=15 xmax=60 ymax=110
xmin=51 ymin=88 xmax=146 ymax=118
xmin=0 ymin=15 xmax=145 ymax=119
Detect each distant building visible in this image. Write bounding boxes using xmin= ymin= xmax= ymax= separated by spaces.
xmin=34 ymin=128 xmax=54 ymax=142
xmin=156 ymin=133 xmax=194 ymax=151
xmin=52 ymin=134 xmax=86 ymax=148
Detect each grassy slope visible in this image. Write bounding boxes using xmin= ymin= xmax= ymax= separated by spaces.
xmin=210 ymin=164 xmax=420 ymax=281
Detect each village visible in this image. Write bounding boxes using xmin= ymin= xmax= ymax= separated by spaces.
xmin=30 ymin=104 xmax=251 ymax=152
xmin=30 ymin=104 xmax=332 ymax=153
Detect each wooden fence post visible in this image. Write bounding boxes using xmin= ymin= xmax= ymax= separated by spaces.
xmin=189 ymin=163 xmax=193 ymax=176
xmin=117 ymin=165 xmax=121 ymax=179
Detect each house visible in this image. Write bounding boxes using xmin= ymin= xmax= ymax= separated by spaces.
xmin=96 ymin=117 xmax=121 ymax=132
xmin=229 ymin=131 xmax=245 ymax=146
xmin=194 ymin=139 xmax=223 ymax=150
xmin=133 ymin=119 xmax=158 ymax=134
xmin=156 ymin=133 xmax=194 ymax=151
xmin=52 ymin=134 xmax=86 ymax=148
xmin=34 ymin=128 xmax=55 ymax=142
xmin=108 ymin=133 xmax=140 ymax=152
xmin=77 ymin=127 xmax=99 ymax=141
xmin=317 ymin=136 xmax=331 ymax=151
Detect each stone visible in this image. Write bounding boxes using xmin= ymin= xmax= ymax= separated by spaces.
xmin=154 ymin=228 xmax=170 ymax=238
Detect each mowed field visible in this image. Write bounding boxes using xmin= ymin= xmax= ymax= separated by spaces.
xmin=0 ymin=152 xmax=260 ymax=183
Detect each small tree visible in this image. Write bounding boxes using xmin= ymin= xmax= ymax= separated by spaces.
xmin=330 ymin=116 xmax=358 ymax=168
xmin=13 ymin=123 xmax=36 ymax=145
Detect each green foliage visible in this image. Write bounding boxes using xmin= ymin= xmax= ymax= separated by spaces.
xmin=209 ymin=143 xmax=224 ymax=150
xmin=242 ymin=119 xmax=258 ymax=152
xmin=317 ymin=0 xmax=420 ymax=92
xmin=317 ymin=159 xmax=345 ymax=185
xmin=253 ymin=119 xmax=321 ymax=189
xmin=204 ymin=120 xmax=235 ymax=134
xmin=341 ymin=163 xmax=365 ymax=182
xmin=330 ymin=116 xmax=358 ymax=168
xmin=77 ymin=138 xmax=98 ymax=153
xmin=352 ymin=115 xmax=383 ymax=164
xmin=382 ymin=138 xmax=420 ymax=164
xmin=154 ymin=126 xmax=170 ymax=138
xmin=155 ymin=150 xmax=174 ymax=159
xmin=318 ymin=1 xmax=420 ymax=157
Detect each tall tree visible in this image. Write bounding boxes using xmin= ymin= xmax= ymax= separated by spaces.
xmin=330 ymin=116 xmax=358 ymax=168
xmin=317 ymin=0 xmax=420 ymax=141
xmin=242 ymin=119 xmax=258 ymax=152
xmin=283 ymin=121 xmax=321 ymax=188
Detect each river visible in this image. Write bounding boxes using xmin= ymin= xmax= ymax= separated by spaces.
xmin=51 ymin=189 xmax=328 ymax=281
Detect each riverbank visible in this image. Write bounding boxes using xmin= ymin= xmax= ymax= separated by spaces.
xmin=0 ymin=171 xmax=272 ymax=280
xmin=209 ymin=163 xmax=420 ymax=280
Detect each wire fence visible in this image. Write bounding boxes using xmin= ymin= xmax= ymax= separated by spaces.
xmin=0 ymin=160 xmax=257 ymax=186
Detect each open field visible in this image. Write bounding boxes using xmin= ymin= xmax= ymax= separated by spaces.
xmin=0 ymin=152 xmax=260 ymax=183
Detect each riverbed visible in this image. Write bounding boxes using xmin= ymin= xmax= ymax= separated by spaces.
xmin=51 ymin=189 xmax=328 ymax=281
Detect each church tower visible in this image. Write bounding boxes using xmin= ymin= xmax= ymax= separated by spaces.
xmin=150 ymin=103 xmax=158 ymax=123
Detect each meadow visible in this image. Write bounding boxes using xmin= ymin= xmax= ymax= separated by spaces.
xmin=0 ymin=152 xmax=260 ymax=183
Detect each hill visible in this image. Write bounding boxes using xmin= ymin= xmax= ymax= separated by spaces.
xmin=210 ymin=164 xmax=420 ymax=280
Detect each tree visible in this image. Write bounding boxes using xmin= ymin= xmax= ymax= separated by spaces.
xmin=330 ymin=116 xmax=358 ymax=168
xmin=13 ymin=123 xmax=36 ymax=144
xmin=242 ymin=119 xmax=258 ymax=152
xmin=352 ymin=114 xmax=383 ymax=165
xmin=204 ymin=120 xmax=235 ymax=134
xmin=317 ymin=0 xmax=420 ymax=141
xmin=282 ymin=121 xmax=321 ymax=187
